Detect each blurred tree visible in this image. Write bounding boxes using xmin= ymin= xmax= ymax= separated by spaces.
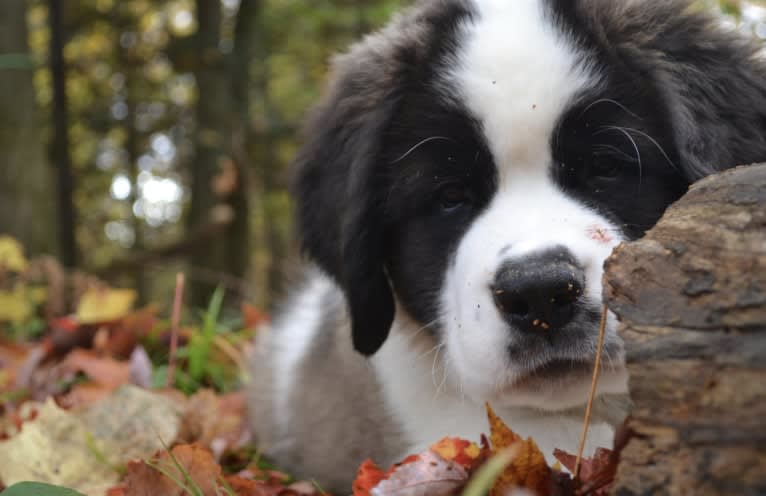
xmin=48 ymin=0 xmax=78 ymax=267
xmin=186 ymin=0 xmax=259 ymax=307
xmin=0 ymin=0 xmax=55 ymax=257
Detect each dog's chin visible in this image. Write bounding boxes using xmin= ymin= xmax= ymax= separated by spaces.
xmin=486 ymin=361 xmax=629 ymax=411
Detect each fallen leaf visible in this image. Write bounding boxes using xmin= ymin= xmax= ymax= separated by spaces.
xmin=223 ymin=475 xmax=285 ymax=496
xmin=124 ymin=444 xmax=221 ymax=496
xmin=553 ymin=447 xmax=617 ymax=495
xmin=0 ymin=283 xmax=40 ymax=323
xmin=370 ymin=451 xmax=468 ymax=496
xmin=79 ymin=385 xmax=184 ymax=464
xmin=177 ymin=389 xmax=249 ymax=457
xmin=0 ymin=235 xmax=28 ymax=272
xmin=76 ymin=288 xmax=136 ymax=324
xmin=0 ymin=398 xmax=120 ymax=494
xmin=107 ymin=306 xmax=159 ymax=358
xmin=430 ymin=437 xmax=483 ymax=469
xmin=63 ymin=349 xmax=131 ymax=388
xmin=353 ymin=459 xmax=388 ymax=496
xmin=0 ymin=481 xmax=87 ymax=496
xmin=486 ymin=403 xmax=553 ymax=496
xmin=0 ymin=339 xmax=32 ymax=388
xmin=58 ymin=382 xmax=114 ymax=409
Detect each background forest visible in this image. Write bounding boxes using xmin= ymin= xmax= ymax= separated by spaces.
xmin=1 ymin=0 xmax=765 ymax=313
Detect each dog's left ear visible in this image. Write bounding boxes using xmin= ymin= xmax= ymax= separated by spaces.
xmin=601 ymin=1 xmax=766 ymax=177
xmin=291 ymin=42 xmax=407 ymax=356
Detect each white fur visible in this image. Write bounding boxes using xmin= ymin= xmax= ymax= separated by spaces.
xmin=269 ymin=274 xmax=333 ymax=437
xmin=372 ymin=314 xmax=619 ymax=462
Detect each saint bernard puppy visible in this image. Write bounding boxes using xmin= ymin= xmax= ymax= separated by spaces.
xmin=247 ymin=0 xmax=766 ymax=491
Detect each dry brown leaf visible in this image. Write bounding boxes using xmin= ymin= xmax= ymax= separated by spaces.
xmin=553 ymin=447 xmax=617 ymax=495
xmin=178 ymin=389 xmax=249 ymax=457
xmin=62 ymin=348 xmax=131 ymax=388
xmin=224 ymin=475 xmax=291 ymax=496
xmin=486 ymin=403 xmax=553 ymax=496
xmin=58 ymin=382 xmax=114 ymax=409
xmin=124 ymin=444 xmax=221 ymax=496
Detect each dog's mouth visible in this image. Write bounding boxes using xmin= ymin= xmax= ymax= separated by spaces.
xmin=509 ymin=359 xmax=600 ymax=391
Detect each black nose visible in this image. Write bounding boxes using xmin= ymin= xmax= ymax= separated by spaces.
xmin=491 ymin=247 xmax=585 ymax=332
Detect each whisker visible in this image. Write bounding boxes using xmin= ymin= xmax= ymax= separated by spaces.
xmin=620 ymin=126 xmax=679 ymax=172
xmin=417 ymin=341 xmax=444 ymax=361
xmin=579 ymin=98 xmax=643 ymax=121
xmin=431 ymin=344 xmax=444 ymax=389
xmin=595 ymin=126 xmax=643 ymax=185
xmin=435 ymin=355 xmax=450 ymax=398
xmin=407 ymin=318 xmax=440 ymax=343
xmin=389 ymin=136 xmax=456 ymax=164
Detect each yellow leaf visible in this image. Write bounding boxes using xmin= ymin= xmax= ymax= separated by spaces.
xmin=0 ymin=284 xmax=34 ymax=323
xmin=486 ymin=403 xmax=553 ymax=496
xmin=0 ymin=387 xmax=184 ymax=495
xmin=76 ymin=288 xmax=136 ymax=324
xmin=0 ymin=235 xmax=28 ymax=272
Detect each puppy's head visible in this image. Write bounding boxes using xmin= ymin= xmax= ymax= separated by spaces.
xmin=294 ymin=0 xmax=766 ymax=408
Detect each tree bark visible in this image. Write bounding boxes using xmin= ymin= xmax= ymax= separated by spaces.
xmin=603 ymin=164 xmax=766 ymax=495
xmin=0 ymin=0 xmax=55 ymax=256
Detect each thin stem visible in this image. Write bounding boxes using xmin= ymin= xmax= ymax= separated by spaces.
xmin=574 ymin=305 xmax=609 ymax=479
xmin=166 ymin=272 xmax=185 ymax=388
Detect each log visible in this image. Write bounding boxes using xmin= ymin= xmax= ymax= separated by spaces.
xmin=603 ymin=164 xmax=766 ymax=495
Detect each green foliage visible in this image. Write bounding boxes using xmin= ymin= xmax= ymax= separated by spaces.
xmin=188 ymin=285 xmax=225 ymax=383
xmin=0 ymin=482 xmax=86 ymax=496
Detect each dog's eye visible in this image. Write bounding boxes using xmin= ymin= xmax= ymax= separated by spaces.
xmin=438 ymin=185 xmax=471 ymax=211
xmin=588 ymin=156 xmax=622 ymax=180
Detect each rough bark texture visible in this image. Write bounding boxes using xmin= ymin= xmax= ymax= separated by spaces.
xmin=604 ymin=164 xmax=766 ymax=495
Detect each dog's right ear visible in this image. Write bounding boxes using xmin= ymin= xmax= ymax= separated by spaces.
xmin=291 ymin=41 xmax=405 ymax=356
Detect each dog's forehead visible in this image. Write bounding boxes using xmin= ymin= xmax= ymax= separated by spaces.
xmin=447 ymin=0 xmax=598 ymax=181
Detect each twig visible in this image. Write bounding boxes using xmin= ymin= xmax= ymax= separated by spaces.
xmin=574 ymin=305 xmax=609 ymax=479
xmin=166 ymin=272 xmax=185 ymax=388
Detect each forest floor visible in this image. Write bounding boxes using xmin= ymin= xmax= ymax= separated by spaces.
xmin=0 ymin=235 xmax=620 ymax=496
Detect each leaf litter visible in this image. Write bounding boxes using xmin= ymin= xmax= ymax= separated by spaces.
xmin=0 ymin=236 xmax=622 ymax=495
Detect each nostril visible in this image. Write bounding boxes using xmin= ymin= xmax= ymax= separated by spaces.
xmin=508 ymin=299 xmax=529 ymax=317
xmin=493 ymin=289 xmax=530 ymax=318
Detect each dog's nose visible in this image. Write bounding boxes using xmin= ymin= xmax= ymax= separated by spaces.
xmin=491 ymin=247 xmax=585 ymax=332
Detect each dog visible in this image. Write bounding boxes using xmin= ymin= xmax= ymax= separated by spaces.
xmin=247 ymin=0 xmax=766 ymax=491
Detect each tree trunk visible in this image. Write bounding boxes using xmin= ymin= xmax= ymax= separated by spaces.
xmin=48 ymin=0 xmax=78 ymax=267
xmin=0 ymin=0 xmax=55 ymax=256
xmin=603 ymin=164 xmax=766 ymax=495
xmin=187 ymin=0 xmax=257 ymax=307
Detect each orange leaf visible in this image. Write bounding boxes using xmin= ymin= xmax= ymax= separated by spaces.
xmin=430 ymin=437 xmax=483 ymax=469
xmin=353 ymin=459 xmax=388 ymax=496
xmin=486 ymin=403 xmax=553 ymax=496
